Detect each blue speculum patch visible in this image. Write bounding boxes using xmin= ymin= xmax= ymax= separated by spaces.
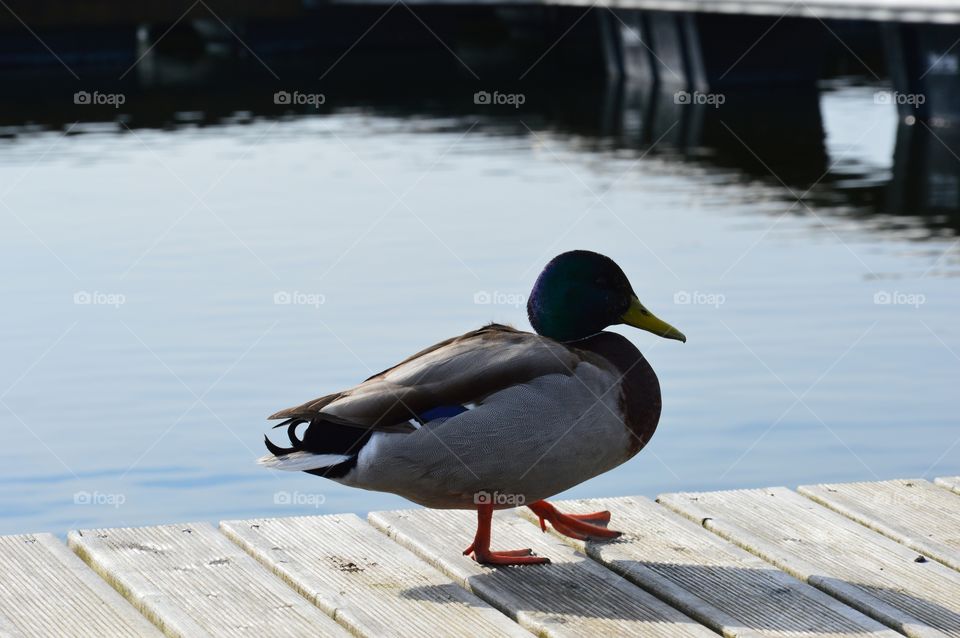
xmin=416 ymin=405 xmax=469 ymax=424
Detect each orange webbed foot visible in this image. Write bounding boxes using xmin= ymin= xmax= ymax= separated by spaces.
xmin=528 ymin=500 xmax=622 ymax=541
xmin=468 ymin=548 xmax=550 ymax=565
xmin=465 ymin=504 xmax=551 ymax=566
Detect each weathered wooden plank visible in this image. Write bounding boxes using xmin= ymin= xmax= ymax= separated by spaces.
xmin=799 ymin=479 xmax=960 ymax=572
xmin=935 ymin=477 xmax=960 ymax=495
xmin=221 ymin=514 xmax=531 ymax=638
xmin=369 ymin=507 xmax=716 ymax=638
xmin=659 ymin=487 xmax=960 ymax=638
xmin=0 ymin=614 xmax=25 ymax=638
xmin=0 ymin=533 xmax=161 ymax=638
xmin=68 ymin=522 xmax=350 ymax=638
xmin=517 ymin=496 xmax=900 ymax=638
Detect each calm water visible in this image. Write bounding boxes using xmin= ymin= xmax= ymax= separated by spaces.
xmin=1 ymin=80 xmax=958 ymax=536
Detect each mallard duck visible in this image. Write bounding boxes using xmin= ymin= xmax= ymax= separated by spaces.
xmin=261 ymin=250 xmax=685 ymax=565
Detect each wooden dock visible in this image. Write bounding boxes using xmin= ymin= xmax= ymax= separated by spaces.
xmin=2 ymin=477 xmax=959 ymax=637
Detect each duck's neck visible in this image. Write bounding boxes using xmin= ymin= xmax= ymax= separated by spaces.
xmin=527 ymin=310 xmax=609 ymax=343
xmin=575 ymin=332 xmax=662 ymax=457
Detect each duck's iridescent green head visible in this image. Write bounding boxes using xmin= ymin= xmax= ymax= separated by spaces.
xmin=527 ymin=250 xmax=686 ymax=344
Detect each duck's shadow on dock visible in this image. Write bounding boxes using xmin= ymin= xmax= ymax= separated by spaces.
xmin=400 ymin=560 xmax=960 ymax=634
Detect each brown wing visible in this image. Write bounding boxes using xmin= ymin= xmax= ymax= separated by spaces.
xmin=268 ymin=323 xmax=585 ymax=433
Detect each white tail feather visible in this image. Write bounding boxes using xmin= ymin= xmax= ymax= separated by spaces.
xmin=257 ymin=451 xmax=351 ymax=472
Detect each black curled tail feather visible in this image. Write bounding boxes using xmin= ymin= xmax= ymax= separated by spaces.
xmin=263 ymin=418 xmax=307 ymax=456
xmin=264 ymin=416 xmax=374 ymax=479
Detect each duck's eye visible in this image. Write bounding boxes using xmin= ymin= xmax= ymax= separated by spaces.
xmin=595 ymin=277 xmax=608 ymax=287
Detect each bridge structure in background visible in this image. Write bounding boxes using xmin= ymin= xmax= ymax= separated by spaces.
xmin=0 ymin=0 xmax=958 ymax=122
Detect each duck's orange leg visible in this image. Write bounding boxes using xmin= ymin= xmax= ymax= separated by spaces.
xmin=462 ymin=504 xmax=550 ymax=565
xmin=527 ymin=500 xmax=622 ymax=541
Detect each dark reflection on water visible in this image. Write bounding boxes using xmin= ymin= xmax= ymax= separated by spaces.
xmin=0 ymin=34 xmax=957 ymax=239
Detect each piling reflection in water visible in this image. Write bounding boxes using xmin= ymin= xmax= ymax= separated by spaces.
xmin=889 ymin=121 xmax=960 ymax=231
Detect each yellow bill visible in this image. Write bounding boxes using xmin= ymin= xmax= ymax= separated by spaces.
xmin=621 ymin=296 xmax=687 ymax=343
